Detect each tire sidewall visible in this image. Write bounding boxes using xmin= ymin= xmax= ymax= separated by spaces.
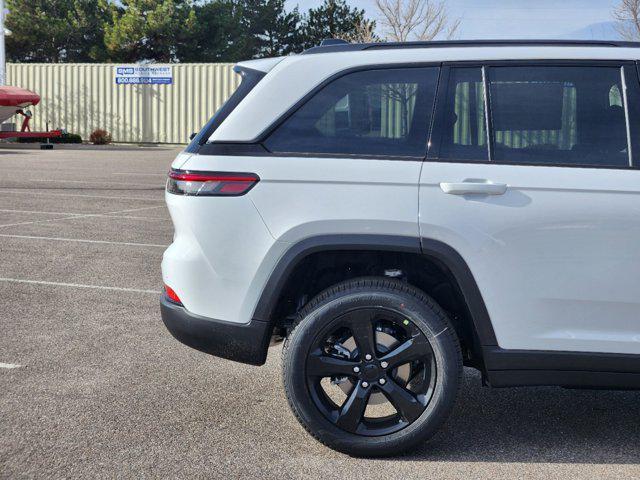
xmin=283 ymin=282 xmax=461 ymax=456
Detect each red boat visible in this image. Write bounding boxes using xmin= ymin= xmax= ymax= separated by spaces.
xmin=0 ymin=86 xmax=61 ymax=139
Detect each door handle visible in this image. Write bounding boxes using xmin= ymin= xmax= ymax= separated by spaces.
xmin=440 ymin=181 xmax=508 ymax=196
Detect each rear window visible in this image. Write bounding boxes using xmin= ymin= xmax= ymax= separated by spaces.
xmin=265 ymin=67 xmax=440 ymax=157
xmin=488 ymin=66 xmax=630 ymax=167
xmin=438 ymin=67 xmax=488 ymax=161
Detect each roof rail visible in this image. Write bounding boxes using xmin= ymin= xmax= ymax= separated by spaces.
xmin=302 ymin=39 xmax=640 ymax=55
xmin=319 ymin=38 xmax=349 ymax=47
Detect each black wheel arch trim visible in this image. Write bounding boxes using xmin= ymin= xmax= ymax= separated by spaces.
xmin=251 ymin=234 xmax=499 ymax=349
xmin=252 ymin=234 xmax=420 ymax=323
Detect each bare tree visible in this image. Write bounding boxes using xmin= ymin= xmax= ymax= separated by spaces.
xmin=375 ymin=0 xmax=460 ymax=42
xmin=613 ymin=0 xmax=640 ymax=40
xmin=337 ymin=18 xmax=379 ymax=43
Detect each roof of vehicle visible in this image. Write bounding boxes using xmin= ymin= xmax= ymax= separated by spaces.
xmin=213 ymin=41 xmax=640 ymax=143
xmin=303 ymin=39 xmax=640 ymax=55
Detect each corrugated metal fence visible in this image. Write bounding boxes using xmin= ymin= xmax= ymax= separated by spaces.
xmin=6 ymin=63 xmax=240 ymax=144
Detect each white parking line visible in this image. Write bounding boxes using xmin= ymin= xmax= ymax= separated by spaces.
xmin=11 ymin=178 xmax=162 ymax=187
xmin=0 ymin=233 xmax=168 ymax=248
xmin=0 ymin=277 xmax=160 ymax=294
xmin=0 ymin=205 xmax=163 ymax=228
xmin=0 ymin=208 xmax=83 ymax=215
xmin=0 ymin=363 xmax=22 ymax=369
xmin=0 ymin=189 xmax=164 ymax=202
xmin=0 ymin=208 xmax=169 ymax=221
xmin=113 ymin=173 xmax=167 ymax=177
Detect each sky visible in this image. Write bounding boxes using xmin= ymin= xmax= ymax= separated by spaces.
xmin=286 ymin=0 xmax=621 ymax=40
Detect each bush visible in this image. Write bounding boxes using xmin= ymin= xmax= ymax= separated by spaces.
xmin=89 ymin=129 xmax=112 ymax=145
xmin=17 ymin=132 xmax=83 ymax=144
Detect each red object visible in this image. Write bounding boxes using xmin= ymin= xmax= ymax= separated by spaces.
xmin=168 ymin=171 xmax=259 ymax=183
xmin=16 ymin=110 xmax=32 ymax=132
xmin=164 ymin=285 xmax=182 ymax=304
xmin=0 ymin=129 xmax=62 ymax=139
xmin=167 ymin=170 xmax=260 ymax=196
xmin=219 ymin=182 xmax=255 ymax=194
xmin=0 ymin=86 xmax=40 ymax=107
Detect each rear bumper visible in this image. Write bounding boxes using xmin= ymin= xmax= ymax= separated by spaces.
xmin=160 ymin=295 xmax=272 ymax=366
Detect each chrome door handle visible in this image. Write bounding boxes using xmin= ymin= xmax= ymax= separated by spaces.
xmin=440 ymin=181 xmax=508 ymax=196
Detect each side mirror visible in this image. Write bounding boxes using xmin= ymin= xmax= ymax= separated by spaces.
xmin=189 ymin=132 xmax=197 ymax=141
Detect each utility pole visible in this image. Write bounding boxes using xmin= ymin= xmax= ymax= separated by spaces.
xmin=0 ymin=0 xmax=6 ymax=86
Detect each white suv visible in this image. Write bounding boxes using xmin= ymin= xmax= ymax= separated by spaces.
xmin=161 ymin=40 xmax=640 ymax=456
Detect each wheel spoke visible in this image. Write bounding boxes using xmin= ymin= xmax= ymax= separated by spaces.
xmin=379 ymin=378 xmax=425 ymax=423
xmin=335 ymin=382 xmax=370 ymax=433
xmin=344 ymin=310 xmax=377 ymax=358
xmin=306 ymin=349 xmax=358 ymax=377
xmin=379 ymin=336 xmax=430 ymax=369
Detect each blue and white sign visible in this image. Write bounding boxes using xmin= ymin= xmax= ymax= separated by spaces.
xmin=114 ymin=66 xmax=173 ymax=85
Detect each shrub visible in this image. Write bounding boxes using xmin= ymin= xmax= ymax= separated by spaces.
xmin=89 ymin=129 xmax=112 ymax=145
xmin=17 ymin=132 xmax=83 ymax=144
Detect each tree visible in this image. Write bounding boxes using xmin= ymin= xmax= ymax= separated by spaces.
xmin=234 ymin=0 xmax=302 ymax=58
xmin=338 ymin=18 xmax=379 ymax=43
xmin=375 ymin=0 xmax=460 ymax=42
xmin=176 ymin=0 xmax=243 ymax=62
xmin=299 ymin=0 xmax=374 ymax=49
xmin=6 ymin=0 xmax=111 ymax=62
xmin=613 ymin=0 xmax=640 ymax=40
xmin=104 ymin=0 xmax=197 ymax=62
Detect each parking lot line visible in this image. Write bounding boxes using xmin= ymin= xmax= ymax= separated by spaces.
xmin=0 ymin=189 xmax=165 ymax=202
xmin=0 ymin=205 xmax=164 ymax=228
xmin=0 ymin=233 xmax=168 ymax=248
xmin=113 ymin=173 xmax=167 ymax=177
xmin=0 ymin=208 xmax=169 ymax=221
xmin=0 ymin=209 xmax=83 ymax=216
xmin=0 ymin=277 xmax=160 ymax=294
xmin=14 ymin=178 xmax=162 ymax=187
xmin=0 ymin=363 xmax=22 ymax=369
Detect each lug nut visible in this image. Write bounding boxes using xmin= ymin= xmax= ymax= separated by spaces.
xmin=353 ymin=366 xmax=360 ymax=373
xmin=380 ymin=361 xmax=388 ymax=368
xmin=362 ymin=381 xmax=369 ymax=388
xmin=365 ymin=354 xmax=372 ymax=361
xmin=379 ymin=378 xmax=386 ymax=385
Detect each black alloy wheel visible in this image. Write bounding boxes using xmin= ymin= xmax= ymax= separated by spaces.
xmin=282 ymin=277 xmax=462 ymax=457
xmin=306 ymin=308 xmax=436 ymax=436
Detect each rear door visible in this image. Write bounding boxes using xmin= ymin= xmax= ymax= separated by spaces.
xmin=249 ymin=66 xmax=440 ymax=243
xmin=419 ymin=61 xmax=640 ymax=355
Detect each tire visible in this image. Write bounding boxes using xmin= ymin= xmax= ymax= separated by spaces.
xmin=282 ymin=277 xmax=462 ymax=457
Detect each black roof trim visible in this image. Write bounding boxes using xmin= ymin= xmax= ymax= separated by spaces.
xmin=320 ymin=38 xmax=350 ymax=47
xmin=302 ymin=39 xmax=640 ymax=55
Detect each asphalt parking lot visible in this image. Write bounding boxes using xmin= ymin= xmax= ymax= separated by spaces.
xmin=1 ymin=145 xmax=639 ymax=479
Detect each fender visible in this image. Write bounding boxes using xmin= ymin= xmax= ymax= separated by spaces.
xmin=420 ymin=238 xmax=498 ymax=347
xmin=251 ymin=234 xmax=498 ymax=348
xmin=252 ymin=234 xmax=420 ymax=322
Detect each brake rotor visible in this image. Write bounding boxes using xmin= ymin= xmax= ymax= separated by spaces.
xmin=335 ymin=330 xmax=411 ymax=405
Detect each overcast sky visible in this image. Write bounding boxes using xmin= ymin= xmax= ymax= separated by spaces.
xmin=286 ymin=0 xmax=621 ymax=39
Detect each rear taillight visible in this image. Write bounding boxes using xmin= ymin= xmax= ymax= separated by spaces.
xmin=166 ymin=170 xmax=259 ymax=196
xmin=164 ymin=285 xmax=182 ymax=304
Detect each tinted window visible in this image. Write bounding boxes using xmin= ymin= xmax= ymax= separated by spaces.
xmin=439 ymin=68 xmax=488 ymax=161
xmin=265 ymin=67 xmax=439 ymax=157
xmin=488 ymin=66 xmax=630 ymax=167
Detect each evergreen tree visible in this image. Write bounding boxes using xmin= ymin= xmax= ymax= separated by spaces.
xmin=6 ymin=0 xmax=111 ymax=62
xmin=299 ymin=0 xmax=370 ymax=49
xmin=104 ymin=0 xmax=197 ymax=62
xmin=176 ymin=0 xmax=243 ymax=62
xmin=4 ymin=0 xmax=377 ymax=63
xmin=234 ymin=0 xmax=302 ymax=58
